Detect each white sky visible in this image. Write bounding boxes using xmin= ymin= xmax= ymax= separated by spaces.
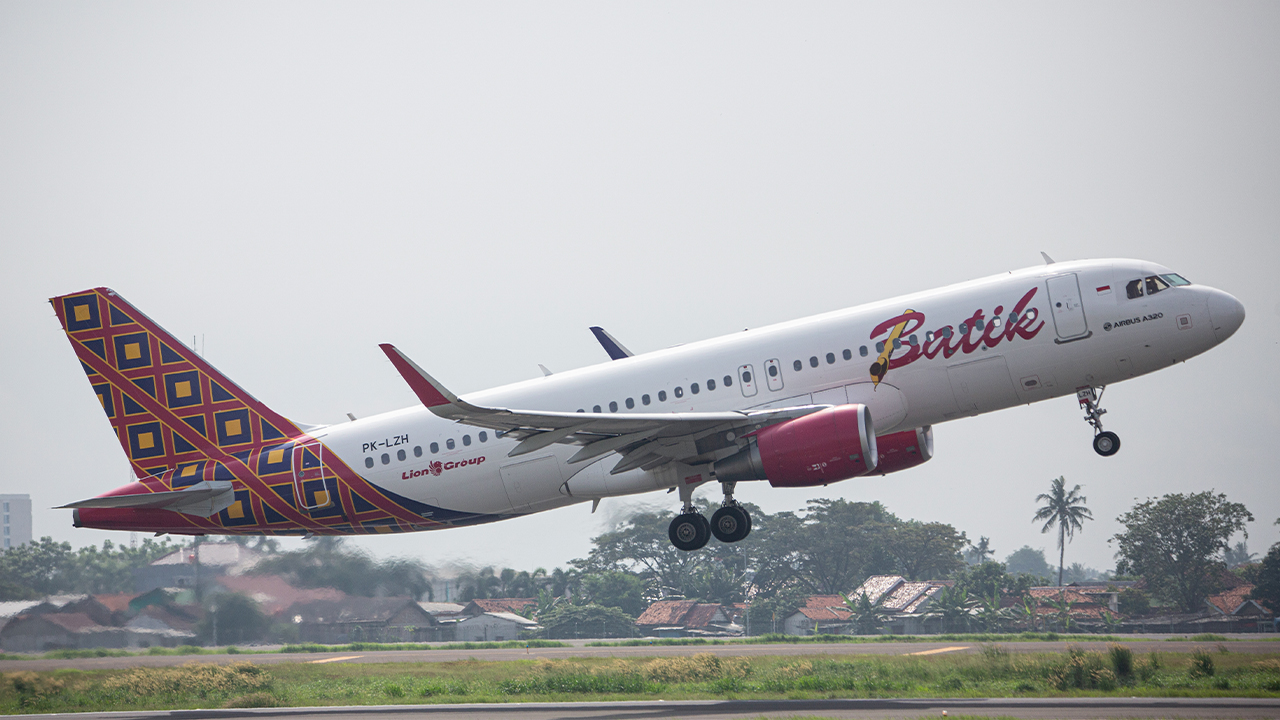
xmin=2 ymin=2 xmax=1277 ymax=577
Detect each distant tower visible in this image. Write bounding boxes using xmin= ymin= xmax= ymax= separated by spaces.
xmin=0 ymin=494 xmax=33 ymax=551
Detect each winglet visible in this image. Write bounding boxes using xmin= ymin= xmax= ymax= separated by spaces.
xmin=589 ymin=326 xmax=633 ymax=360
xmin=379 ymin=344 xmax=458 ymax=408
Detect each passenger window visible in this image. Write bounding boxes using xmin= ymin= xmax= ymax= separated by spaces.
xmin=724 ymin=375 xmax=733 ymax=387
xmin=809 ymin=356 xmax=819 ymax=368
xmin=381 ymin=453 xmax=390 ymax=465
xmin=876 ymin=341 xmax=885 ymax=353
xmin=659 ymin=390 xmax=667 ymax=402
xmin=674 ymin=386 xmax=684 ymax=398
xmin=925 ymin=331 xmax=933 ymax=343
xmin=431 ymin=442 xmax=439 ymax=454
xmin=1126 ymin=279 xmax=1144 ymax=299
xmin=769 ymin=365 xmax=779 ymax=377
xmin=414 ymin=445 xmax=423 ymax=457
xmin=707 ymin=379 xmax=715 ymax=390
xmin=907 ymin=335 xmax=917 ymax=346
xmin=842 ymin=349 xmax=851 ymax=361
xmin=397 ymin=449 xmax=406 ymax=461
xmin=959 ymin=323 xmax=968 ymax=335
xmin=741 ymin=371 xmax=751 ymax=384
xmin=642 ymin=394 xmax=651 ymax=405
xmin=860 ymin=346 xmax=868 ymax=357
xmin=1145 ymin=275 xmax=1169 ymax=295
xmin=975 ymin=319 xmax=985 ymax=330
xmin=1009 ymin=312 xmax=1018 ymax=323
xmin=691 ymin=383 xmax=699 ymax=394
xmin=365 ymin=457 xmax=374 ymax=469
xmin=593 ymin=405 xmax=601 ymax=413
xmin=826 ymin=352 xmax=835 ymax=364
xmin=892 ymin=339 xmax=901 ymax=349
xmin=609 ymin=401 xmax=618 ymax=412
xmin=793 ymin=359 xmax=802 ymax=372
xmin=446 ymin=439 xmax=455 ymax=450
xmin=462 ymin=435 xmax=471 ymax=446
xmin=479 ymin=432 xmax=487 ymax=442
xmin=626 ymin=397 xmax=635 ymax=409
xmin=943 ymin=327 xmax=953 ymax=338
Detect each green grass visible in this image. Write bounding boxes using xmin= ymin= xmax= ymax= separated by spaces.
xmin=279 ymin=639 xmax=567 ymax=653
xmin=3 ymin=648 xmax=1279 ymax=713
xmin=586 ymin=631 xmax=1131 ymax=647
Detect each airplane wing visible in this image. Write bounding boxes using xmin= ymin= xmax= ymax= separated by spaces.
xmin=589 ymin=326 xmax=633 ymax=360
xmin=380 ymin=344 xmax=824 ymax=474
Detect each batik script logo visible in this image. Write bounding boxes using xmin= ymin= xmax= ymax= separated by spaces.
xmin=868 ymin=287 xmax=1045 ymax=385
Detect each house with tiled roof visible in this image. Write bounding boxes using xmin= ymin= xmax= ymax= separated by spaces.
xmin=461 ymin=598 xmax=537 ymax=618
xmin=782 ymin=576 xmax=953 ymax=636
xmin=213 ymin=574 xmax=344 ymax=616
xmin=636 ymin=600 xmax=740 ymax=637
xmin=1206 ymin=585 xmax=1272 ymax=618
xmin=0 ymin=612 xmax=128 ymax=652
xmin=781 ymin=595 xmax=852 ymax=636
xmin=285 ymin=596 xmax=439 ymax=643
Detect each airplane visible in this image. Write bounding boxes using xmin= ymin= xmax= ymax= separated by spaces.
xmin=51 ymin=257 xmax=1244 ymax=551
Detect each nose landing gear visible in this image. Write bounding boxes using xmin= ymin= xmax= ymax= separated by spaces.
xmin=1077 ymin=385 xmax=1120 ymax=457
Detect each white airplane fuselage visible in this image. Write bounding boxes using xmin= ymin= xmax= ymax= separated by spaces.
xmin=316 ymin=258 xmax=1243 ymax=520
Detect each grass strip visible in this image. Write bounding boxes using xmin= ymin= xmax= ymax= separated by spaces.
xmin=3 ymin=647 xmax=1279 ymax=713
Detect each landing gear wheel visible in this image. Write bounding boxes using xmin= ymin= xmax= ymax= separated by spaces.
xmin=669 ymin=513 xmax=711 ymax=551
xmin=1093 ymin=431 xmax=1120 ymax=457
xmin=710 ymin=505 xmax=752 ymax=543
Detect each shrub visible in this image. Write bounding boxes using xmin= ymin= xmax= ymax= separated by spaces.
xmin=222 ymin=692 xmax=278 ymax=708
xmin=641 ymin=654 xmax=750 ymax=682
xmin=1108 ymin=644 xmax=1134 ymax=679
xmin=1189 ymin=650 xmax=1215 ymax=678
xmin=101 ymin=662 xmax=271 ymax=698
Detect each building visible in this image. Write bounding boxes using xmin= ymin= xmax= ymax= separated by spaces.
xmin=133 ymin=542 xmax=262 ymax=593
xmin=0 ymin=494 xmax=32 ymax=552
xmin=782 ymin=595 xmax=851 ymax=636
xmin=454 ymin=611 xmax=537 ymax=642
xmin=781 ymin=576 xmax=951 ymax=636
xmin=460 ymin=598 xmax=538 ymax=617
xmin=635 ymin=600 xmax=740 ymax=637
xmin=285 ymin=596 xmax=440 ymax=644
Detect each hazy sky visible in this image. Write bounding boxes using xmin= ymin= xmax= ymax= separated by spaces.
xmin=2 ymin=2 xmax=1277 ymax=578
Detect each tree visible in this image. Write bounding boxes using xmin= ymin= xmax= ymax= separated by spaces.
xmin=964 ymin=537 xmax=995 ymax=566
xmin=538 ymin=603 xmax=638 ymax=639
xmin=1004 ymin=546 xmax=1053 ymax=579
xmin=841 ymin=591 xmax=889 ymax=635
xmin=252 ymin=539 xmax=434 ymax=599
xmin=885 ymin=521 xmax=967 ymax=580
xmin=1112 ymin=491 xmax=1253 ymax=611
xmin=1250 ymin=543 xmax=1280 ymax=614
xmin=1223 ymin=540 xmax=1257 ymax=568
xmin=1033 ymin=476 xmax=1093 ymax=586
xmin=198 ymin=592 xmax=271 ymax=646
xmin=926 ymin=585 xmax=975 ymax=633
xmin=577 ymin=571 xmax=647 ymax=617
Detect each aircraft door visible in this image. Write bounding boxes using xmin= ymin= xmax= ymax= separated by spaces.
xmin=500 ymin=455 xmax=565 ymax=511
xmin=292 ymin=440 xmax=335 ymax=512
xmin=1046 ymin=274 xmax=1089 ymax=340
xmin=763 ymin=358 xmax=784 ymax=392
xmin=738 ymin=364 xmax=758 ymax=397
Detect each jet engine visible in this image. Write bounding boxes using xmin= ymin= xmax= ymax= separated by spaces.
xmin=873 ymin=425 xmax=934 ymax=475
xmin=713 ymin=404 xmax=877 ymax=487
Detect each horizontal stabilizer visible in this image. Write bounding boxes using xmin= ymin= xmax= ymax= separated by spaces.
xmin=58 ymin=480 xmax=235 ymax=518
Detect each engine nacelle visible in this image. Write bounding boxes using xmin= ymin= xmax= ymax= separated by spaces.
xmin=713 ymin=404 xmax=877 ymax=487
xmin=874 ymin=425 xmax=934 ymax=475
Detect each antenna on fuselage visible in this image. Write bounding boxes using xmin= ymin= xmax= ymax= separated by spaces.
xmin=1040 ymin=252 xmax=1056 ymax=265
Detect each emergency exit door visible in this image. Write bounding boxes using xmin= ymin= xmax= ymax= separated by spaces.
xmin=1046 ymin=274 xmax=1089 ymax=340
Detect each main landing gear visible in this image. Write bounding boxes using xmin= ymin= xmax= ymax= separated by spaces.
xmin=667 ymin=481 xmax=753 ymax=551
xmin=1077 ymin=385 xmax=1120 ymax=457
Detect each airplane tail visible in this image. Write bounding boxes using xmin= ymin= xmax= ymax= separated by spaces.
xmin=50 ymin=287 xmax=306 ymax=483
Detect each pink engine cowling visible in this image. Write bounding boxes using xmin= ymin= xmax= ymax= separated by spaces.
xmin=713 ymin=404 xmax=878 ymax=487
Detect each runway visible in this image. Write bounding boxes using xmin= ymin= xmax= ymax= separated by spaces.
xmin=3 ymin=636 xmax=1278 ymax=673
xmin=8 ymin=698 xmax=1280 ymax=720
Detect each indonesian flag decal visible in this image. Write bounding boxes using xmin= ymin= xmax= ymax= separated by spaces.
xmin=1096 ymin=285 xmax=1112 ymax=295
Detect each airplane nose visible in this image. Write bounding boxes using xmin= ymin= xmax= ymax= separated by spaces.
xmin=1206 ymin=289 xmax=1245 ymax=342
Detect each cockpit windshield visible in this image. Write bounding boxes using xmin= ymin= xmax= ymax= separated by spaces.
xmin=1126 ymin=273 xmax=1190 ymax=299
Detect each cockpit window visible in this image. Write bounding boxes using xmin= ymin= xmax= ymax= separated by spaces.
xmin=1161 ymin=273 xmax=1191 ymax=286
xmin=1126 ymin=279 xmax=1144 ymax=299
xmin=1145 ymin=275 xmax=1170 ymax=295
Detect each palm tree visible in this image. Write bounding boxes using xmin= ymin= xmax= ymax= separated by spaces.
xmin=1032 ymin=476 xmax=1093 ymax=587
